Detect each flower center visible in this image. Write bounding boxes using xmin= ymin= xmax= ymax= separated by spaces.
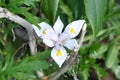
xmin=42 ymin=29 xmax=47 ymax=35
xmin=70 ymin=28 xmax=76 ymax=34
xmin=56 ymin=49 xmax=62 ymax=56
xmin=61 ymin=39 xmax=65 ymax=44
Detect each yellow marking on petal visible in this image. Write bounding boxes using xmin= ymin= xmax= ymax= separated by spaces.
xmin=42 ymin=29 xmax=47 ymax=35
xmin=56 ymin=49 xmax=63 ymax=56
xmin=61 ymin=40 xmax=65 ymax=44
xmin=70 ymin=28 xmax=76 ymax=34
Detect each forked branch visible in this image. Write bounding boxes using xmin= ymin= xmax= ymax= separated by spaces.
xmin=0 ymin=7 xmax=37 ymax=55
xmin=0 ymin=7 xmax=44 ymax=78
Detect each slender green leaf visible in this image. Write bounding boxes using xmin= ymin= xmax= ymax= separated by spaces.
xmin=0 ymin=61 xmax=2 ymax=72
xmin=3 ymin=60 xmax=49 ymax=75
xmin=115 ymin=66 xmax=120 ymax=79
xmin=82 ymin=69 xmax=89 ymax=80
xmin=11 ymin=7 xmax=46 ymax=25
xmin=105 ymin=43 xmax=119 ymax=68
xmin=12 ymin=61 xmax=48 ymax=72
xmin=59 ymin=0 xmax=73 ymax=22
xmin=13 ymin=72 xmax=36 ymax=80
xmin=107 ymin=0 xmax=115 ymax=15
xmin=94 ymin=64 xmax=107 ymax=78
xmin=9 ymin=0 xmax=39 ymax=7
xmin=64 ymin=0 xmax=85 ymax=20
xmin=41 ymin=0 xmax=59 ymax=23
xmin=84 ymin=0 xmax=105 ymax=37
xmin=91 ymin=44 xmax=108 ymax=58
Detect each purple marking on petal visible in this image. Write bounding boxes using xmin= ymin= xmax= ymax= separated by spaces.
xmin=59 ymin=31 xmax=71 ymax=41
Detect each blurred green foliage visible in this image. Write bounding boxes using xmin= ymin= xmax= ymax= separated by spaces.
xmin=0 ymin=0 xmax=120 ymax=80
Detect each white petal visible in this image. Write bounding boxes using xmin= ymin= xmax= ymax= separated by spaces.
xmin=32 ymin=24 xmax=41 ymax=37
xmin=38 ymin=22 xmax=53 ymax=30
xmin=51 ymin=47 xmax=67 ymax=67
xmin=64 ymin=39 xmax=77 ymax=50
xmin=43 ymin=38 xmax=54 ymax=47
xmin=53 ymin=16 xmax=64 ymax=35
xmin=38 ymin=22 xmax=58 ymax=41
xmin=48 ymin=31 xmax=58 ymax=42
xmin=64 ymin=20 xmax=85 ymax=38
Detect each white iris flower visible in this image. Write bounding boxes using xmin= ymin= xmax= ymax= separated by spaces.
xmin=32 ymin=16 xmax=86 ymax=67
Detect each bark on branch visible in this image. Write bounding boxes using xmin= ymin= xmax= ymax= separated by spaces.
xmin=0 ymin=7 xmax=37 ymax=55
xmin=0 ymin=7 xmax=45 ymax=78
